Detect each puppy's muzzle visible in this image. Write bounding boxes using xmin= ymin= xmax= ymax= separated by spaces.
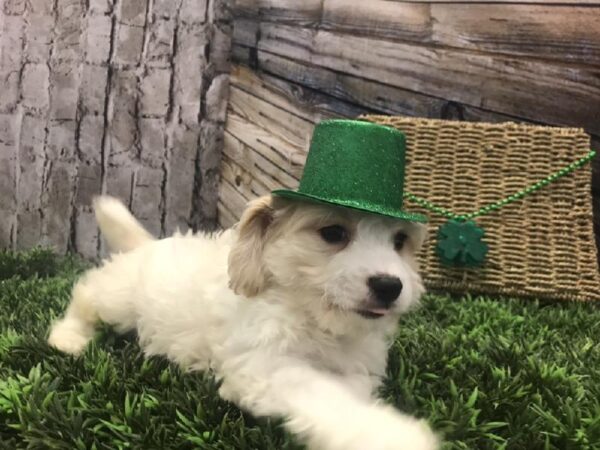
xmin=368 ymin=275 xmax=403 ymax=308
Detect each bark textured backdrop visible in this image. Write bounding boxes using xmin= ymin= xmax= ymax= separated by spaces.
xmin=0 ymin=0 xmax=232 ymax=258
xmin=2 ymin=0 xmax=600 ymax=258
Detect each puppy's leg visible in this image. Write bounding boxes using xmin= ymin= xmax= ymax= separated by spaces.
xmin=48 ymin=281 xmax=98 ymax=355
xmin=222 ymin=360 xmax=439 ymax=450
xmin=340 ymin=372 xmax=382 ymax=401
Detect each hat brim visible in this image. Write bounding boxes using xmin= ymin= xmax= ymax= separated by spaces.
xmin=272 ymin=190 xmax=428 ymax=223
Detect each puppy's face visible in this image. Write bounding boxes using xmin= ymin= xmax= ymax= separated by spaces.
xmin=228 ymin=196 xmax=426 ymax=327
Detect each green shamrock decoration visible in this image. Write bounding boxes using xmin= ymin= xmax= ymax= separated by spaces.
xmin=437 ymin=219 xmax=488 ymax=267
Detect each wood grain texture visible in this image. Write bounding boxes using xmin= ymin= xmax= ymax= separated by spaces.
xmin=234 ymin=0 xmax=600 ymax=22
xmin=253 ymin=51 xmax=521 ymax=123
xmin=253 ymin=23 xmax=600 ymax=134
xmin=235 ymin=45 xmax=600 ymax=137
xmin=230 ymin=63 xmax=368 ymax=119
xmin=427 ymin=4 xmax=600 ymax=65
xmin=236 ymin=1 xmax=600 ymax=65
xmin=226 ymin=114 xmax=306 ymax=179
xmin=217 ymin=204 xmax=237 ymax=228
xmin=385 ymin=1 xmax=600 ymax=3
xmin=223 ymin=130 xmax=299 ymax=189
xmin=235 ymin=0 xmax=322 ymax=25
xmin=230 ymin=85 xmax=314 ymax=147
xmin=221 ymin=65 xmax=324 ymax=223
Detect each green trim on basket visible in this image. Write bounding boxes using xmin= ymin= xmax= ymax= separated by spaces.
xmin=404 ymin=150 xmax=596 ymax=221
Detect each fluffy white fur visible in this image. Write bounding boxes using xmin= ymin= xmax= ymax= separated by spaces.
xmin=48 ymin=195 xmax=439 ymax=450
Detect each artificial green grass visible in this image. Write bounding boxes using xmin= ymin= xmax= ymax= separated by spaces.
xmin=1 ymin=249 xmax=600 ymax=450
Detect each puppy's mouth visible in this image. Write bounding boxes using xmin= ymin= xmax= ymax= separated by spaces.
xmin=326 ymin=298 xmax=393 ymax=319
xmin=353 ymin=305 xmax=391 ymax=319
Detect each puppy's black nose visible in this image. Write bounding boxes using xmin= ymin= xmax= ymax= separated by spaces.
xmin=368 ymin=275 xmax=403 ymax=307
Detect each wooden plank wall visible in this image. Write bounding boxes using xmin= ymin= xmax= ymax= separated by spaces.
xmin=0 ymin=0 xmax=232 ymax=259
xmin=219 ymin=0 xmax=600 ymax=252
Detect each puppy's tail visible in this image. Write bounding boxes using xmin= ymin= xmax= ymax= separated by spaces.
xmin=93 ymin=195 xmax=154 ymax=253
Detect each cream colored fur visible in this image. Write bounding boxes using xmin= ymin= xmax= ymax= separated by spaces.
xmin=48 ymin=195 xmax=438 ymax=450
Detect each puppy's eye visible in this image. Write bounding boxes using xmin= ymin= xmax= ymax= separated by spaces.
xmin=394 ymin=231 xmax=408 ymax=251
xmin=319 ymin=225 xmax=349 ymax=244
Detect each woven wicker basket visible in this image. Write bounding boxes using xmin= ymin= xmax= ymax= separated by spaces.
xmin=362 ymin=115 xmax=600 ymax=301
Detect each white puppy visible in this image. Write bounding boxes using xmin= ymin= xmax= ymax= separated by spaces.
xmin=48 ymin=195 xmax=439 ymax=450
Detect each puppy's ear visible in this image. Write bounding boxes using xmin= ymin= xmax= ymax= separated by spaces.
xmin=410 ymin=223 xmax=428 ymax=253
xmin=228 ymin=195 xmax=274 ymax=298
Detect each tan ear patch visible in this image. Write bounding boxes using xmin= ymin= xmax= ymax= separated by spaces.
xmin=228 ymin=196 xmax=274 ymax=297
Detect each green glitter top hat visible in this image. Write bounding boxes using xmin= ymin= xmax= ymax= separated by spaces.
xmin=272 ymin=119 xmax=428 ymax=223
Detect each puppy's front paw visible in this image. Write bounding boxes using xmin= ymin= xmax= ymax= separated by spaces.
xmin=47 ymin=320 xmax=91 ymax=355
xmin=349 ymin=406 xmax=439 ymax=450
